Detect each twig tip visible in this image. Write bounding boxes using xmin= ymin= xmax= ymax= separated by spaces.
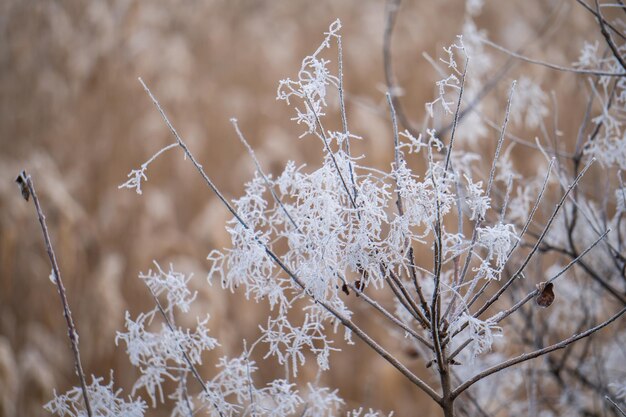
xmin=15 ymin=170 xmax=30 ymax=201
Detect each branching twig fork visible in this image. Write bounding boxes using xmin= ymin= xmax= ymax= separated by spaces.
xmin=451 ymin=305 xmax=626 ymax=399
xmin=575 ymin=0 xmax=626 ymax=41
xmin=472 ymin=157 xmax=595 ymax=319
xmin=447 ymin=229 xmax=611 ymax=363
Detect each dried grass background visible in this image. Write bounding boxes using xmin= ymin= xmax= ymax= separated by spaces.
xmin=0 ymin=1 xmax=606 ymax=416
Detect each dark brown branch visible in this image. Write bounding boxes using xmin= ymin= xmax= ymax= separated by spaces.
xmin=304 ymin=93 xmax=360 ymax=211
xmin=17 ymin=171 xmax=93 ymax=417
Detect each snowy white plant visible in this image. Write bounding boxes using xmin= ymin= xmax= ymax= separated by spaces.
xmin=44 ymin=375 xmax=146 ymax=417
xmin=29 ymin=3 xmax=626 ymax=417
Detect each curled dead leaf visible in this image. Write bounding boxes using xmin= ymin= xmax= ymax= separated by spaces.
xmin=535 ymin=281 xmax=555 ymax=308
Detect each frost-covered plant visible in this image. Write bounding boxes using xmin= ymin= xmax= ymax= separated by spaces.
xmin=26 ymin=3 xmax=626 ymax=417
xmin=44 ymin=374 xmax=146 ymax=417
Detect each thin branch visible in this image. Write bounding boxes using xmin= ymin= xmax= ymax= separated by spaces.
xmin=574 ymin=79 xmax=599 ymax=157
xmin=486 ymin=82 xmax=515 ymax=199
xmin=452 ymin=305 xmax=626 ymax=399
xmin=482 ymin=114 xmax=575 ymax=159
xmin=443 ymin=56 xmax=469 ymax=176
xmin=450 ymin=83 xmax=515 ymax=319
xmin=148 ymin=287 xmax=225 ymax=417
xmin=346 ymin=279 xmax=433 ymax=350
xmin=383 ymin=0 xmax=420 ymax=137
xmin=304 ymin=93 xmax=359 ymax=211
xmin=606 ymin=395 xmax=626 ymax=417
xmin=481 ymin=37 xmax=626 ymax=76
xmin=17 ymin=171 xmax=93 ymax=417
xmin=490 ymin=229 xmax=611 ymax=327
xmin=473 ymin=157 xmax=596 ymax=319
xmin=383 ymin=266 xmax=426 ymax=326
xmin=575 ymin=0 xmax=626 ymax=41
xmin=594 ymin=0 xmax=626 ymax=71
xmin=337 ymin=36 xmax=359 ymax=203
xmin=388 ymin=92 xmax=405 ymax=216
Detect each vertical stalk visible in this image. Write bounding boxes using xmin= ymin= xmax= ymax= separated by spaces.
xmin=17 ymin=171 xmax=93 ymax=417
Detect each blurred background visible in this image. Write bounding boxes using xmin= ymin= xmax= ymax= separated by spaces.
xmin=0 ymin=1 xmax=606 ymax=416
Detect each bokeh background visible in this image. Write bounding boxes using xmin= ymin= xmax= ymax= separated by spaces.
xmin=0 ymin=1 xmax=607 ymax=416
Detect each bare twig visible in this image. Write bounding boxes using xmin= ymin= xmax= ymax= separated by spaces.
xmin=230 ymin=118 xmax=302 ymax=234
xmin=594 ymin=0 xmax=626 ymax=72
xmin=481 ymin=37 xmax=626 ymax=76
xmin=304 ymin=93 xmax=359 ymax=211
xmin=473 ymin=157 xmax=596 ymax=319
xmin=346 ymin=278 xmax=433 ymax=350
xmin=17 ymin=171 xmax=93 ymax=417
xmin=148 ymin=287 xmax=225 ymax=417
xmin=575 ymin=0 xmax=626 ymax=41
xmin=383 ymin=0 xmax=420 ymax=137
xmin=337 ymin=36 xmax=359 ymax=203
xmin=606 ymin=395 xmax=626 ymax=417
xmin=443 ymin=56 xmax=469 ymax=176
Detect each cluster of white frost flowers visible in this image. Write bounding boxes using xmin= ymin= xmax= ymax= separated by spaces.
xmin=44 ymin=374 xmax=146 ymax=417
xmin=208 ymin=17 xmax=531 ymax=386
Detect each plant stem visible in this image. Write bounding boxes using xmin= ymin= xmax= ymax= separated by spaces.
xmin=18 ymin=171 xmax=93 ymax=417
